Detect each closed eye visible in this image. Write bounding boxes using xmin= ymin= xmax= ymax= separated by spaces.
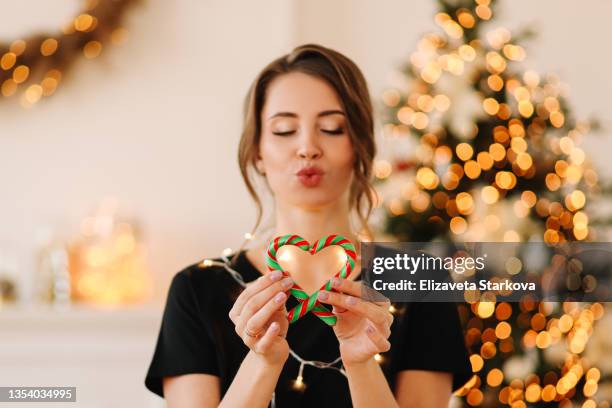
xmin=272 ymin=130 xmax=295 ymax=136
xmin=322 ymin=128 xmax=344 ymax=135
xmin=272 ymin=128 xmax=345 ymax=136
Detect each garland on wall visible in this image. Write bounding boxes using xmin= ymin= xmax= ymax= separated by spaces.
xmin=0 ymin=0 xmax=140 ymax=107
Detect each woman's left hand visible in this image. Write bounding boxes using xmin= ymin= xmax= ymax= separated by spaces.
xmin=317 ymin=277 xmax=393 ymax=366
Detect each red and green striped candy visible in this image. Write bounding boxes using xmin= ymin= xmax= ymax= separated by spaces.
xmin=265 ymin=234 xmax=356 ymax=326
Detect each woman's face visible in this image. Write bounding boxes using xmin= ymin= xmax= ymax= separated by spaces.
xmin=257 ymin=72 xmax=354 ymax=210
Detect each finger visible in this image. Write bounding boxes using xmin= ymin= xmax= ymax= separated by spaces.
xmin=332 ymin=305 xmax=348 ymax=314
xmin=235 ymin=277 xmax=293 ymax=335
xmin=332 ymin=278 xmax=391 ymax=308
xmin=245 ymin=291 xmax=288 ymax=335
xmin=330 ymin=277 xmax=362 ymax=296
xmin=273 ymin=309 xmax=289 ymax=337
xmin=318 ymin=290 xmax=390 ymax=329
xmin=230 ymin=270 xmax=284 ymax=321
xmin=254 ymin=322 xmax=281 ymax=354
xmin=366 ymin=324 xmax=391 ymax=353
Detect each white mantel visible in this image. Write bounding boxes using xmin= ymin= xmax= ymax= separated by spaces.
xmin=0 ymin=303 xmax=166 ymax=408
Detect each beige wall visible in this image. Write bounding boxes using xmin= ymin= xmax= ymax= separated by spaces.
xmin=1 ymin=0 xmax=610 ymax=303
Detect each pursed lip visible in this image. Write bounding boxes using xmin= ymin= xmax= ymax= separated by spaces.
xmin=296 ymin=165 xmax=324 ymax=176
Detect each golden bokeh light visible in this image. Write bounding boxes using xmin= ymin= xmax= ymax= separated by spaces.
xmin=397 ymin=106 xmax=414 ymax=125
xmin=487 ymin=368 xmax=504 ymax=387
xmin=487 ymin=74 xmax=503 ymax=91
xmin=489 ymin=143 xmax=506 ymax=161
xmin=470 ymin=354 xmax=484 ymax=372
xmin=10 ymin=40 xmax=26 ymax=56
xmin=550 ymin=111 xmax=565 ymax=128
xmin=435 ymin=146 xmax=453 ymax=164
xmin=475 ymin=5 xmax=492 ymax=20
xmin=1 ymin=79 xmax=17 ymax=97
xmin=518 ymin=100 xmax=534 ymax=117
xmin=74 ymin=14 xmax=95 ymax=32
xmin=525 ymin=383 xmax=541 ymax=403
xmin=24 ymin=84 xmax=43 ymax=104
xmin=521 ymin=190 xmax=537 ymax=207
xmin=481 ymin=185 xmax=499 ymax=204
xmin=458 ymin=45 xmax=476 ymax=61
xmin=383 ymin=89 xmax=401 ymax=107
xmin=464 ymin=160 xmax=481 ymax=179
xmin=466 ymin=389 xmax=483 ymax=406
xmin=83 ymin=41 xmax=103 ymax=58
xmin=456 ymin=143 xmax=474 ymax=161
xmin=476 ymin=151 xmax=494 ymax=170
xmin=495 ymin=171 xmax=516 ymax=190
xmin=495 ymin=321 xmax=511 ymax=339
xmin=12 ymin=65 xmax=30 ymax=83
xmin=434 ymin=94 xmax=451 ymax=111
xmin=450 ymin=216 xmax=468 ymax=234
xmin=456 ymin=192 xmax=474 ymax=214
xmin=516 ymin=152 xmax=533 ymax=170
xmin=483 ymin=97 xmax=499 ymax=115
xmin=416 ymin=167 xmax=439 ymax=189
xmin=1 ymin=52 xmax=17 ymax=70
xmin=40 ymin=38 xmax=59 ymax=56
xmin=374 ymin=160 xmax=392 ymax=179
xmin=545 ymin=173 xmax=561 ymax=191
xmin=486 ymin=51 xmax=507 ymax=73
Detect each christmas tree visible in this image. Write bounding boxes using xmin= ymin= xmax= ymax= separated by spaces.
xmin=373 ymin=0 xmax=609 ymax=406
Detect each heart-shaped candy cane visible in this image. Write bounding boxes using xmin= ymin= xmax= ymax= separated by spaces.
xmin=265 ymin=234 xmax=356 ymax=326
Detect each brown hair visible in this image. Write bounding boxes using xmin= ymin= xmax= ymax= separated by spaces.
xmin=237 ymin=43 xmax=377 ymax=241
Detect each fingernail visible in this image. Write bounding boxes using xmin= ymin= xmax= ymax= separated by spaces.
xmin=318 ymin=291 xmax=329 ymax=300
xmin=332 ymin=277 xmax=341 ymax=288
xmin=366 ymin=324 xmax=374 ymax=334
xmin=346 ymin=296 xmax=357 ymax=305
xmin=274 ymin=292 xmax=287 ymax=303
xmin=281 ymin=277 xmax=293 ymax=288
xmin=269 ymin=270 xmax=282 ymax=281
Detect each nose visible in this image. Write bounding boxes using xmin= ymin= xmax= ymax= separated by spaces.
xmin=296 ymin=129 xmax=322 ymax=160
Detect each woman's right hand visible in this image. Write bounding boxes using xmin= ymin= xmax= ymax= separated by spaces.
xmin=228 ymin=271 xmax=293 ymax=366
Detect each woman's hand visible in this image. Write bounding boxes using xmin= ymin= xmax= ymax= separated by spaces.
xmin=317 ymin=278 xmax=393 ymax=366
xmin=228 ymin=271 xmax=293 ymax=366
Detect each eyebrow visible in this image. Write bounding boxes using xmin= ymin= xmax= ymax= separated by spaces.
xmin=267 ymin=110 xmax=345 ymax=120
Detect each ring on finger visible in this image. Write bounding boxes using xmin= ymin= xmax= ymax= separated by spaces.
xmin=245 ymin=327 xmax=263 ymax=339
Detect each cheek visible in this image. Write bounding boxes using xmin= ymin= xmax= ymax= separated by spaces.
xmin=259 ymin=137 xmax=290 ymax=170
xmin=331 ymin=138 xmax=355 ymax=173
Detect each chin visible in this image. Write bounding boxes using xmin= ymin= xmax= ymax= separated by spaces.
xmin=288 ymin=191 xmax=346 ymax=210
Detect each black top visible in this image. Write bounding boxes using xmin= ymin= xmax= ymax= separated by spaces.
xmin=145 ymin=250 xmax=472 ymax=407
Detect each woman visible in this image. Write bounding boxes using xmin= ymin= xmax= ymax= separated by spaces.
xmin=145 ymin=43 xmax=472 ymax=407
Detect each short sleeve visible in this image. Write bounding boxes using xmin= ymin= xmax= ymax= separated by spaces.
xmin=397 ymin=301 xmax=472 ymax=392
xmin=145 ymin=270 xmax=220 ymax=397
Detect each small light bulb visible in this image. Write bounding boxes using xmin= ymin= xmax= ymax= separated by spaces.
xmin=244 ymin=232 xmax=253 ymax=240
xmin=293 ymin=362 xmax=306 ymax=390
xmin=389 ymin=305 xmax=397 ymax=313
xmin=293 ymin=375 xmax=305 ymax=390
xmin=222 ymin=247 xmax=233 ymax=256
xmin=374 ymin=353 xmax=383 ymax=363
xmin=200 ymin=259 xmax=213 ymax=268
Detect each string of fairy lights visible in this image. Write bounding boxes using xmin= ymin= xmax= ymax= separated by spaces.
xmin=198 ymin=232 xmax=388 ymax=408
xmin=0 ymin=0 xmax=137 ymax=108
xmin=372 ymin=0 xmax=609 ymax=406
